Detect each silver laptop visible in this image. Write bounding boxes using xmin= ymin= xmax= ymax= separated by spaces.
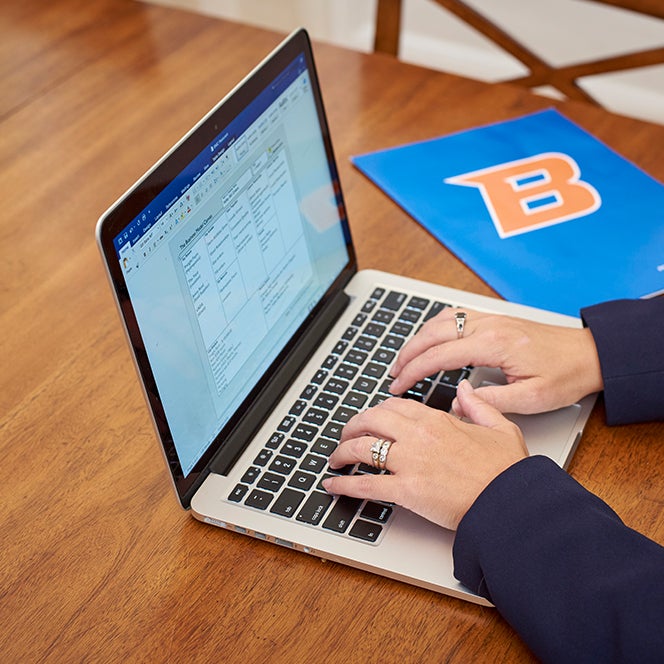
xmin=96 ymin=29 xmax=596 ymax=605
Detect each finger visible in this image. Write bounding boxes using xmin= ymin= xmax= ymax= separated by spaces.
xmin=328 ymin=435 xmax=377 ymax=469
xmin=389 ymin=336 xmax=485 ymax=395
xmin=390 ymin=310 xmax=458 ymax=378
xmin=473 ymin=380 xmax=548 ymax=415
xmin=340 ymin=398 xmax=413 ymax=442
xmin=453 ymin=380 xmax=511 ymax=428
xmin=375 ymin=393 xmax=447 ymax=421
xmin=322 ymin=473 xmax=396 ymax=504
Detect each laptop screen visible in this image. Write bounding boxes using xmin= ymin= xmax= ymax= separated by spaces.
xmin=104 ymin=36 xmax=353 ymax=495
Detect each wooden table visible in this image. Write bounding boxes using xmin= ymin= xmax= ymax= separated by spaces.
xmin=2 ymin=1 xmax=662 ymax=661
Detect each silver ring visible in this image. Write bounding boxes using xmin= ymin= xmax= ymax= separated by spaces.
xmin=454 ymin=311 xmax=467 ymax=339
xmin=370 ymin=438 xmax=392 ymax=471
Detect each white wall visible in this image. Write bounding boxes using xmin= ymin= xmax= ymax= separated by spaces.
xmin=144 ymin=0 xmax=664 ymax=124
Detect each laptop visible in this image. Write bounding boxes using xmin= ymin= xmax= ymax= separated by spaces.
xmin=96 ymin=28 xmax=596 ymax=605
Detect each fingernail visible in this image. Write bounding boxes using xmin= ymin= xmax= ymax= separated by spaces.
xmin=458 ymin=379 xmax=472 ymax=394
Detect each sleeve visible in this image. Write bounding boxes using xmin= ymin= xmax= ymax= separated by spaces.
xmin=580 ymin=297 xmax=664 ymax=425
xmin=453 ymin=456 xmax=664 ymax=664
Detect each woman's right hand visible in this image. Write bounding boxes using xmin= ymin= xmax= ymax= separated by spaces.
xmin=389 ymin=308 xmax=603 ymax=415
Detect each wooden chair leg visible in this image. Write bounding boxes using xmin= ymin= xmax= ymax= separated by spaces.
xmin=374 ymin=0 xmax=403 ymax=56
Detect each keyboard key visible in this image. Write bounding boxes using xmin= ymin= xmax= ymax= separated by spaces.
xmin=383 ymin=291 xmax=407 ymax=311
xmin=241 ymin=466 xmax=261 ymax=484
xmin=343 ymin=391 xmax=368 ymax=409
xmin=390 ymin=321 xmax=413 ymax=337
xmin=245 ymin=489 xmax=274 ymax=510
xmin=379 ymin=378 xmax=394 ymax=394
xmin=303 ymin=408 xmax=328 ymax=426
xmin=296 ymin=492 xmax=334 ymax=525
xmin=352 ymin=313 xmax=367 ymax=326
xmin=314 ymin=393 xmax=339 ymax=410
xmin=341 ymin=327 xmax=358 ymax=341
xmin=277 ymin=416 xmax=296 ymax=433
xmin=281 ymin=440 xmax=307 ymax=458
xmin=344 ymin=349 xmax=368 ymax=366
xmin=332 ymin=340 xmax=348 ymax=355
xmin=311 ymin=438 xmax=337 ymax=456
xmin=399 ymin=308 xmax=421 ymax=323
xmin=361 ymin=299 xmax=376 ymax=313
xmin=288 ymin=471 xmax=317 ymax=491
xmin=334 ymin=363 xmax=358 ymax=380
xmin=332 ymin=406 xmax=357 ymax=424
xmin=424 ymin=301 xmax=448 ymax=321
xmin=361 ymin=502 xmax=393 ymax=523
xmin=381 ymin=335 xmax=404 ymax=351
xmin=270 ymin=488 xmax=305 ymax=518
xmin=354 ymin=336 xmax=377 ymax=352
xmin=372 ymin=309 xmax=394 ymax=324
xmin=407 ymin=296 xmax=429 ymax=310
xmin=372 ymin=348 xmax=395 ymax=365
xmin=300 ymin=454 xmax=327 ymax=473
xmin=322 ymin=354 xmax=337 ymax=370
xmin=324 ymin=378 xmax=349 ymax=395
xmin=317 ymin=473 xmax=335 ymax=491
xmin=228 ymin=484 xmax=249 ymax=502
xmin=349 ymin=519 xmax=382 ymax=542
xmin=289 ymin=400 xmax=307 ymax=416
xmin=364 ymin=322 xmax=386 ymax=338
xmin=312 ymin=369 xmax=328 ymax=385
xmin=266 ymin=432 xmax=285 ymax=449
xmin=410 ymin=378 xmax=432 ymax=395
xmin=258 ymin=472 xmax=286 ymax=492
xmin=292 ymin=423 xmax=318 ymax=442
xmin=254 ymin=449 xmax=273 ymax=466
xmin=371 ymin=287 xmax=385 ymax=299
xmin=353 ymin=376 xmax=377 ymax=394
xmin=323 ymin=496 xmax=363 ymax=533
xmin=369 ymin=394 xmax=387 ymax=407
xmin=441 ymin=369 xmax=470 ymax=386
xmin=357 ymin=463 xmax=380 ymax=475
xmin=300 ymin=384 xmax=317 ymax=400
xmin=269 ymin=455 xmax=297 ymax=475
xmin=363 ymin=362 xmax=387 ymax=379
xmin=322 ymin=422 xmax=343 ymax=440
xmin=327 ymin=463 xmax=355 ymax=475
xmin=426 ymin=383 xmax=457 ymax=412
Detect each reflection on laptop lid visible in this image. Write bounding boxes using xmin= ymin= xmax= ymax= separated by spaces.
xmin=97 ymin=29 xmax=595 ymax=604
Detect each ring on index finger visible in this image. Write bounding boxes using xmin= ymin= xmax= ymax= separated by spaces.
xmin=454 ymin=311 xmax=467 ymax=339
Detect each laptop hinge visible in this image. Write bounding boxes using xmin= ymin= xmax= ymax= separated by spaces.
xmin=206 ymin=288 xmax=351 ymax=479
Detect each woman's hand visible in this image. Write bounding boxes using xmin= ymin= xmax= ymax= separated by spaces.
xmin=323 ymin=381 xmax=528 ymax=531
xmin=389 ymin=308 xmax=603 ymax=414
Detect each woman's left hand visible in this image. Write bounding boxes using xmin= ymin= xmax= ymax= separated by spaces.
xmin=323 ymin=380 xmax=528 ymax=531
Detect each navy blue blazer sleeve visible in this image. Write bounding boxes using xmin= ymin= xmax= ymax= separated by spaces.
xmin=581 ymin=297 xmax=664 ymax=425
xmin=453 ymin=456 xmax=664 ymax=664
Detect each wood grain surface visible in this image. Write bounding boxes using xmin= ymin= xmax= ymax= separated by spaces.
xmin=1 ymin=1 xmax=662 ymax=661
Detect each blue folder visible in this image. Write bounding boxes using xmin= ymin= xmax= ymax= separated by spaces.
xmin=352 ymin=109 xmax=664 ymax=316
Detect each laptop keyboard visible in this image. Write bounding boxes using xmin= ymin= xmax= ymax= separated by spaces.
xmin=228 ymin=287 xmax=470 ymax=544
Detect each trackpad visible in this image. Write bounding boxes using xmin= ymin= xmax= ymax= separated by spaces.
xmin=475 ymin=371 xmax=582 ymax=466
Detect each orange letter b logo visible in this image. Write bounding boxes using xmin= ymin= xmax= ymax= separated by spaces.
xmin=445 ymin=152 xmax=601 ymax=238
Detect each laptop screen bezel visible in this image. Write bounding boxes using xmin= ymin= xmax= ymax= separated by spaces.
xmin=96 ymin=29 xmax=357 ymax=506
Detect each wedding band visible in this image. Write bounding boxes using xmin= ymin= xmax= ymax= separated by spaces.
xmin=370 ymin=438 xmax=392 ymax=471
xmin=370 ymin=439 xmax=383 ymax=467
xmin=377 ymin=439 xmax=392 ymax=470
xmin=455 ymin=311 xmax=467 ymax=338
